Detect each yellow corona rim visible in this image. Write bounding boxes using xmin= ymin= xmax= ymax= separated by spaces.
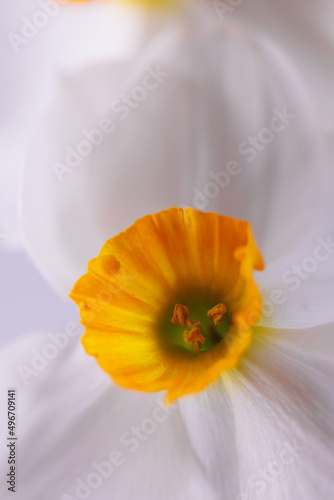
xmin=70 ymin=208 xmax=264 ymax=402
xmin=69 ymin=0 xmax=179 ymax=11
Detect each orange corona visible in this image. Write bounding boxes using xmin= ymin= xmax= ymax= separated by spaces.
xmin=71 ymin=208 xmax=264 ymax=402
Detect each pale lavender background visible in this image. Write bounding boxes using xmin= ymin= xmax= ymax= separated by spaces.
xmin=0 ymin=249 xmax=79 ymax=347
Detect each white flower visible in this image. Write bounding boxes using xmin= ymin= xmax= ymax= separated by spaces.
xmin=0 ymin=0 xmax=146 ymax=248
xmin=1 ymin=2 xmax=334 ymax=500
xmin=232 ymin=0 xmax=334 ymax=136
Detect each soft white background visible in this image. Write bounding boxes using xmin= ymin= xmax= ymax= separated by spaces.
xmin=0 ymin=249 xmax=77 ymax=347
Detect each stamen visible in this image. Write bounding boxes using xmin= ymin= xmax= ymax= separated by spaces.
xmin=171 ymin=304 xmax=190 ymax=327
xmin=171 ymin=304 xmax=205 ymax=351
xmin=207 ymin=303 xmax=227 ymax=325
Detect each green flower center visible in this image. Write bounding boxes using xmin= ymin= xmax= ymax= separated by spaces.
xmin=158 ymin=292 xmax=230 ymax=354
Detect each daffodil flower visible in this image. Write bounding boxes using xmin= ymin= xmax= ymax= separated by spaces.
xmin=1 ymin=3 xmax=334 ymax=500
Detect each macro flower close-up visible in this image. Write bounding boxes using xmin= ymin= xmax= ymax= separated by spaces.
xmin=70 ymin=208 xmax=264 ymax=403
xmin=0 ymin=1 xmax=333 ymax=499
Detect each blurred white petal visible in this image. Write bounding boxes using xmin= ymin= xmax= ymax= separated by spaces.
xmin=21 ymin=19 xmax=324 ymax=295
xmin=0 ymin=331 xmax=192 ymax=500
xmin=232 ymin=0 xmax=334 ymax=135
xmin=0 ymin=0 xmax=145 ymax=248
xmin=257 ymin=170 xmax=334 ymax=328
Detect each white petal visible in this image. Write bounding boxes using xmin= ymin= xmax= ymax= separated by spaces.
xmin=183 ymin=462 xmax=218 ymax=500
xmin=0 ymin=0 xmax=144 ymax=248
xmin=179 ymin=322 xmax=334 ymax=500
xmin=232 ymin=0 xmax=334 ymax=134
xmin=257 ymin=170 xmax=334 ymax=328
xmin=0 ymin=331 xmax=192 ymax=500
xmin=21 ymin=19 xmax=324 ymax=295
xmin=178 ymin=379 xmax=239 ymax=499
xmin=224 ymin=323 xmax=334 ymax=500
